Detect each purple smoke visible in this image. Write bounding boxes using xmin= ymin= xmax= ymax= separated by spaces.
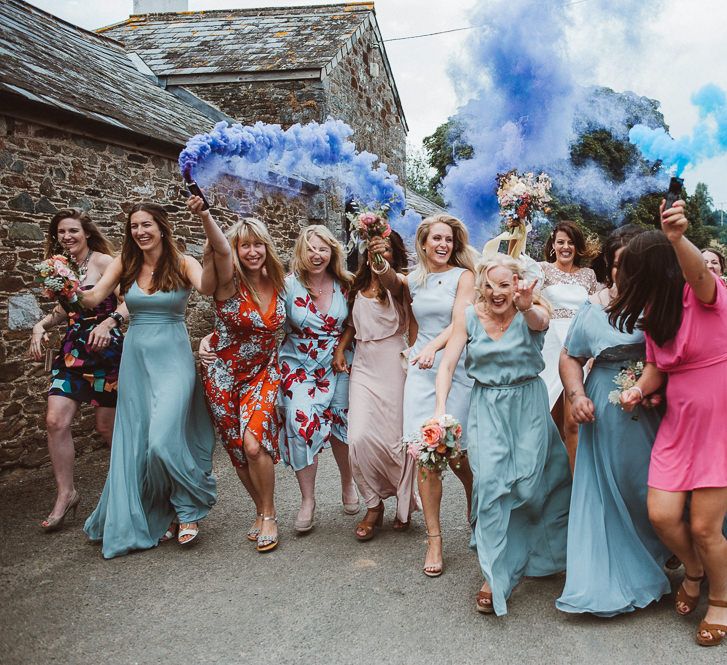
xmin=179 ymin=119 xmax=421 ymax=238
xmin=629 ymin=84 xmax=727 ymax=176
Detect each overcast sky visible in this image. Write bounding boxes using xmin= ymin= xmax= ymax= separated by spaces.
xmin=25 ymin=0 xmax=727 ymax=207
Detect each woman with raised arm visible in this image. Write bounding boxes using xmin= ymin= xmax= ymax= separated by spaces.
xmin=82 ymin=202 xmax=218 ymax=558
xmin=556 ymin=225 xmax=670 ymax=617
xmin=614 ymin=201 xmax=727 ymax=647
xmin=332 ymin=230 xmax=418 ymax=540
xmin=189 ymin=197 xmax=286 ymax=552
xmin=539 ymin=221 xmax=598 ymax=470
xmin=29 ymin=208 xmax=126 ymax=532
xmin=435 ymin=254 xmax=570 ymax=616
xmin=278 ymin=225 xmax=358 ymax=532
xmin=372 ymin=214 xmax=475 ymax=577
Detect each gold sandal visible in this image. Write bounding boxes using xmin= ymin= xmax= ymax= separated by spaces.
xmin=675 ymin=572 xmax=704 ymax=616
xmin=696 ymin=599 xmax=727 ymax=647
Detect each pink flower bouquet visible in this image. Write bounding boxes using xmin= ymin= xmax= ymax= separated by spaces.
xmin=346 ymin=207 xmax=392 ymax=269
xmin=34 ymin=255 xmax=82 ymax=311
xmin=405 ymin=414 xmax=463 ymax=473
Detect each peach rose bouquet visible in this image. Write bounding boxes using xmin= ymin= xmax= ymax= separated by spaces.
xmin=34 ymin=254 xmax=82 ymax=312
xmin=404 ymin=414 xmax=463 ymax=473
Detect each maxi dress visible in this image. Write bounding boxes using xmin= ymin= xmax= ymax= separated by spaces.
xmin=646 ymin=275 xmax=727 ymax=491
xmin=538 ymin=263 xmax=598 ymax=408
xmin=403 ymin=268 xmax=472 ymax=448
xmin=556 ymin=300 xmax=670 ymax=616
xmin=278 ymin=274 xmax=350 ymax=470
xmin=465 ymin=307 xmax=571 ymax=616
xmin=348 ymin=291 xmax=418 ymax=522
xmin=84 ymin=283 xmax=217 ymax=559
xmin=202 ymin=284 xmax=286 ymax=467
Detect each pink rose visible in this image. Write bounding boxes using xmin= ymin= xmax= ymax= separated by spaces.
xmin=359 ymin=212 xmax=379 ymax=226
xmin=421 ymin=423 xmax=443 ymax=448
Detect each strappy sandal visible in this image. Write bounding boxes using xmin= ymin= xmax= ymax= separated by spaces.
xmin=256 ymin=515 xmax=278 ymax=552
xmin=160 ymin=521 xmax=178 ymax=544
xmin=675 ymin=572 xmax=704 ymax=615
xmin=178 ymin=522 xmax=199 ymax=547
xmin=476 ymin=588 xmax=494 ymax=614
xmin=247 ymin=513 xmax=263 ymax=542
xmin=696 ymin=599 xmax=727 ymax=647
xmin=423 ymin=532 xmax=443 ymax=578
xmin=355 ymin=503 xmax=384 ymax=541
xmin=392 ymin=516 xmax=410 ymax=532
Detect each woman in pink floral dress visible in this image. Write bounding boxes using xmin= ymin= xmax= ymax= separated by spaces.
xmin=278 ymin=225 xmax=358 ymax=532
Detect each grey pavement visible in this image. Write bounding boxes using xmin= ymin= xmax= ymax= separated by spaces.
xmin=0 ymin=448 xmax=720 ymax=665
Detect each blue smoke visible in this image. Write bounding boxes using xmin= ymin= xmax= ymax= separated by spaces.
xmin=629 ymin=84 xmax=727 ymax=176
xmin=441 ymin=0 xmax=667 ymax=246
xmin=179 ymin=119 xmax=421 ymax=238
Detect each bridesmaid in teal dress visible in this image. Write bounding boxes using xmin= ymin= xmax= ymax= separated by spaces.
xmin=435 ymin=254 xmax=571 ymax=616
xmin=557 ymin=225 xmax=670 ymax=616
xmin=81 ymin=202 xmax=219 ymax=558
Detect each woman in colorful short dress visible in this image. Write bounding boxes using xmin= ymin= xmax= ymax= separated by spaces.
xmin=192 ymin=197 xmax=286 ymax=552
xmin=615 ymin=201 xmax=727 ymax=647
xmin=539 ymin=221 xmax=598 ymax=469
xmin=278 ymin=225 xmax=358 ymax=532
xmin=332 ymin=231 xmax=418 ymax=540
xmin=29 ymin=208 xmax=126 ymax=532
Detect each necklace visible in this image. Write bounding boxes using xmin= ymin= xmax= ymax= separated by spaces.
xmin=77 ymin=250 xmax=93 ymax=282
xmin=491 ymin=311 xmax=515 ymax=332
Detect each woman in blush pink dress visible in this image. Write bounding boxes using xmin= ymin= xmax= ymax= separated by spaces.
xmin=614 ymin=200 xmax=727 ymax=648
xmin=332 ymin=231 xmax=418 ymax=540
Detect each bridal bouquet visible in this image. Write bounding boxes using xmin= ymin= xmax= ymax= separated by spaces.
xmin=346 ymin=205 xmax=391 ymax=269
xmin=404 ymin=414 xmax=463 ymax=474
xmin=34 ymin=255 xmax=82 ymax=311
xmin=496 ymin=170 xmax=552 ymax=225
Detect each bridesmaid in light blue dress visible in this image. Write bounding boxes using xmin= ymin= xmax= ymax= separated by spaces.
xmin=557 ymin=226 xmax=670 ymax=616
xmin=436 ymin=254 xmax=571 ymax=616
xmin=372 ymin=214 xmax=475 ymax=577
xmin=80 ymin=201 xmax=219 ymax=558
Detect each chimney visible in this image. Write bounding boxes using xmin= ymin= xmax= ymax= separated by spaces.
xmin=133 ymin=0 xmax=188 ymax=13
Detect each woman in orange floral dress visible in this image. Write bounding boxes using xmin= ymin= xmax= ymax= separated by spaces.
xmin=189 ymin=197 xmax=285 ymax=552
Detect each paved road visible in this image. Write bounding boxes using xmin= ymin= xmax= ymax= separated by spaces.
xmin=0 ymin=448 xmax=720 ymax=664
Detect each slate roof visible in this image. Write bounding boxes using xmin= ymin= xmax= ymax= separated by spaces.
xmin=0 ymin=0 xmax=221 ymax=148
xmin=406 ymin=190 xmax=448 ymax=218
xmin=99 ymin=3 xmax=377 ymax=77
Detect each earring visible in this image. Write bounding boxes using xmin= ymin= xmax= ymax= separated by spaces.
xmin=550 ymin=248 xmax=555 ymax=257
xmin=161 ymin=232 xmax=164 ymax=237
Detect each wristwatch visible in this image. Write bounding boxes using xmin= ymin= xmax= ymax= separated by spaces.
xmin=109 ymin=311 xmax=125 ymax=327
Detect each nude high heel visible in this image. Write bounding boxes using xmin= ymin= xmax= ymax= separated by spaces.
xmin=40 ymin=490 xmax=80 ymax=532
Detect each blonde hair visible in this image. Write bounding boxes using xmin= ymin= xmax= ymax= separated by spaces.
xmin=409 ymin=214 xmax=477 ymax=287
xmin=475 ymin=254 xmax=552 ymax=315
xmin=227 ymin=217 xmax=285 ymax=305
xmin=290 ymin=225 xmax=353 ymax=293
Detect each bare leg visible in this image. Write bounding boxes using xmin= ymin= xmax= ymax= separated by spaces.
xmin=648 ymin=488 xmax=704 ymax=610
xmin=691 ymin=487 xmax=727 ymax=637
xmin=243 ymin=430 xmax=277 ymax=543
xmin=93 ymin=406 xmax=115 ymax=447
xmin=235 ymin=463 xmax=263 ymax=534
xmin=44 ymin=396 xmax=80 ymax=521
xmin=294 ymin=456 xmax=318 ymax=524
xmin=563 ymin=394 xmax=579 ymax=473
xmin=449 ymin=454 xmax=473 ymax=522
xmin=330 ymin=436 xmax=358 ymax=506
xmin=418 ymin=468 xmax=443 ymax=574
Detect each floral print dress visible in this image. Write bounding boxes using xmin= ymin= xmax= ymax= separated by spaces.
xmin=278 ymin=274 xmax=350 ymax=471
xmin=202 ymin=283 xmax=286 ymax=467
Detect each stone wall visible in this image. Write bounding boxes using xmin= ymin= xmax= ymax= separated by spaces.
xmin=324 ymin=25 xmax=407 ymax=182
xmin=0 ymin=115 xmax=327 ymax=471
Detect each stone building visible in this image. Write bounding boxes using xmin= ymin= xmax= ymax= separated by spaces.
xmin=0 ymin=0 xmax=426 ymax=471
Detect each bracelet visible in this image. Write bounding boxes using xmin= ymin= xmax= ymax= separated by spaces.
xmin=517 ymin=305 xmax=534 ymax=313
xmin=370 ymin=261 xmax=390 ymax=275
xmin=108 ymin=311 xmax=125 ymax=327
xmin=630 ymin=386 xmax=644 ymax=399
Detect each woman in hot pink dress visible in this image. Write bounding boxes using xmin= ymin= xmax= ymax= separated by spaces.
xmin=613 ymin=200 xmax=727 ymax=648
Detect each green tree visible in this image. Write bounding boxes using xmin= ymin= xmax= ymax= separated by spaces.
xmin=422 ymin=120 xmax=473 ymax=197
xmin=405 ymin=143 xmax=444 ymax=206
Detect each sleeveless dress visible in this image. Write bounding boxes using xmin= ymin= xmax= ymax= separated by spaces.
xmin=48 ymin=286 xmax=123 ymax=407
xmin=538 ymin=263 xmax=598 ymax=408
xmin=465 ymin=307 xmax=571 ymax=616
xmin=278 ymin=274 xmax=350 ymax=471
xmin=202 ymin=284 xmax=286 ymax=467
xmin=403 ymin=267 xmax=473 ymax=448
xmin=646 ymin=276 xmax=727 ymax=490
xmin=556 ymin=301 xmax=670 ymax=616
xmin=84 ymin=283 xmax=217 ymax=559
xmin=348 ymin=291 xmax=418 ymax=522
